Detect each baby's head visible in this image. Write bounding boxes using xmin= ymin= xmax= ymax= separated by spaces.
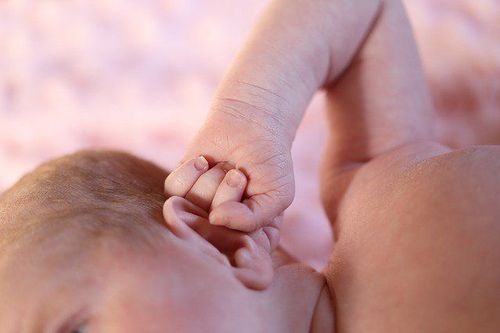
xmin=0 ymin=151 xmax=268 ymax=332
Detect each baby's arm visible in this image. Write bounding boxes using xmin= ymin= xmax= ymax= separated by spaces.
xmin=318 ymin=1 xmax=500 ymax=332
xmin=320 ymin=0 xmax=446 ymax=224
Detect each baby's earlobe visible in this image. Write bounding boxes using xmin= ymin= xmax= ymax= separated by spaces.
xmin=163 ymin=196 xmax=274 ymax=291
xmin=232 ymin=235 xmax=273 ymax=290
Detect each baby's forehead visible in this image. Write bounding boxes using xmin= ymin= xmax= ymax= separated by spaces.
xmin=0 ymin=214 xmax=170 ymax=306
xmin=1 ymin=210 xmax=168 ymax=264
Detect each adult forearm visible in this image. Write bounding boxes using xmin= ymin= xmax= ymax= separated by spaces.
xmin=209 ymin=0 xmax=382 ymax=144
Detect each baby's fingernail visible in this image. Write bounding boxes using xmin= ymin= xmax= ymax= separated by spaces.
xmin=194 ymin=156 xmax=208 ymax=171
xmin=226 ymin=169 xmax=242 ymax=187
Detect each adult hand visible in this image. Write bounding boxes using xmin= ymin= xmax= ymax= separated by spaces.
xmin=166 ymin=0 xmax=382 ymax=232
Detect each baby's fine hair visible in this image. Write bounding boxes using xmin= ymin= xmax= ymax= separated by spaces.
xmin=0 ymin=150 xmax=170 ymax=256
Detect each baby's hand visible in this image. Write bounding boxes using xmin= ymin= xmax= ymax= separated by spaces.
xmin=163 ymin=156 xmax=281 ymax=289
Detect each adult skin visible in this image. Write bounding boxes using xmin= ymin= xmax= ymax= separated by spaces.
xmin=167 ymin=0 xmax=383 ymax=232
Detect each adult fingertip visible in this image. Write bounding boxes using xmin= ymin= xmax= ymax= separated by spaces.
xmin=194 ymin=155 xmax=209 ymax=171
xmin=209 ymin=202 xmax=256 ymax=232
xmin=208 ymin=211 xmax=224 ymax=226
xmin=208 ymin=205 xmax=232 ymax=226
xmin=226 ymin=169 xmax=246 ymax=188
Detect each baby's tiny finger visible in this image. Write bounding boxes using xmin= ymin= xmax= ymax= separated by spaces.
xmin=212 ymin=169 xmax=247 ymax=209
xmin=164 ymin=156 xmax=209 ymax=197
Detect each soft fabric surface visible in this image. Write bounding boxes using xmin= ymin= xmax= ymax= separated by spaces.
xmin=1 ymin=0 xmax=498 ymax=268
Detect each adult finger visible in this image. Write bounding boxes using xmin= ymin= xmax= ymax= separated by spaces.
xmin=209 ymin=190 xmax=289 ymax=232
xmin=185 ymin=162 xmax=231 ymax=211
xmin=211 ymin=169 xmax=248 ymax=209
xmin=164 ymin=156 xmax=209 ymax=198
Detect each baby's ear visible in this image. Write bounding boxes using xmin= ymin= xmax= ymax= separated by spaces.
xmin=232 ymin=235 xmax=273 ymax=290
xmin=232 ymin=214 xmax=283 ymax=290
xmin=164 ymin=196 xmax=274 ymax=290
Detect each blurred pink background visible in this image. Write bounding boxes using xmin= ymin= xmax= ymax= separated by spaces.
xmin=0 ymin=0 xmax=499 ymax=268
